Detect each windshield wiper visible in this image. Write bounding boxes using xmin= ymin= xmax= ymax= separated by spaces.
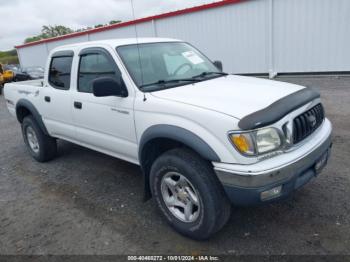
xmin=139 ymin=72 xmax=229 ymax=90
xmin=192 ymin=71 xmax=229 ymax=79
xmin=140 ymin=78 xmax=200 ymax=89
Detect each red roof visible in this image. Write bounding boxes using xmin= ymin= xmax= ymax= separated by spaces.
xmin=15 ymin=0 xmax=245 ymax=49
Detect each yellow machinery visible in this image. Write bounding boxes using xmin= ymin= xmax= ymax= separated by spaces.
xmin=0 ymin=64 xmax=14 ymax=83
xmin=3 ymin=70 xmax=14 ymax=82
xmin=0 ymin=64 xmax=4 ymax=87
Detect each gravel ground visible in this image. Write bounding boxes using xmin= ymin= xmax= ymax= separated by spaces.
xmin=0 ymin=75 xmax=349 ymax=255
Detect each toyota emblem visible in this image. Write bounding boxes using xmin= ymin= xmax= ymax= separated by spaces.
xmin=308 ymin=115 xmax=317 ymax=127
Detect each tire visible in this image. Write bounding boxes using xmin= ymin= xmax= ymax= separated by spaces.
xmin=21 ymin=116 xmax=57 ymax=162
xmin=150 ymin=148 xmax=231 ymax=240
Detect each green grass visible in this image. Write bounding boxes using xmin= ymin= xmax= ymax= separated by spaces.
xmin=0 ymin=50 xmax=19 ymax=64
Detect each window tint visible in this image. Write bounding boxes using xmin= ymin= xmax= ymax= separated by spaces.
xmin=78 ymin=52 xmax=120 ymax=93
xmin=49 ymin=56 xmax=73 ymax=90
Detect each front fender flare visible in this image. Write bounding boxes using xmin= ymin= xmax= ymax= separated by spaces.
xmin=139 ymin=124 xmax=221 ymax=200
xmin=139 ymin=124 xmax=221 ymax=164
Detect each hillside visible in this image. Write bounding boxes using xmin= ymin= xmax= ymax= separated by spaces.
xmin=0 ymin=49 xmax=19 ymax=64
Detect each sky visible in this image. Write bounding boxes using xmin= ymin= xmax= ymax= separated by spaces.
xmin=0 ymin=0 xmax=219 ymax=51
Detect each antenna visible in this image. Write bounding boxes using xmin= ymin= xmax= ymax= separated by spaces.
xmin=130 ymin=0 xmax=146 ymax=101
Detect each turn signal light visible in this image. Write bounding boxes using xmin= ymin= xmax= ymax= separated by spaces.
xmin=229 ymin=134 xmax=255 ymax=155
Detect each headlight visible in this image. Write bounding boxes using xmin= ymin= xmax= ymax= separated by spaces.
xmin=229 ymin=128 xmax=282 ymax=156
xmin=255 ymin=128 xmax=281 ymax=153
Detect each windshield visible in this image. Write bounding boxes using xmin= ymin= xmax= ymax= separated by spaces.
xmin=117 ymin=42 xmax=222 ymax=91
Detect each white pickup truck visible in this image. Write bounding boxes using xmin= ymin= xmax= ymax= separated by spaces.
xmin=4 ymin=38 xmax=332 ymax=239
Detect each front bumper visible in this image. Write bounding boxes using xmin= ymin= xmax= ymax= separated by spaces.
xmin=214 ymin=127 xmax=332 ymax=206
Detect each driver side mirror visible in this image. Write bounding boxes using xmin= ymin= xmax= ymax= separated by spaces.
xmin=92 ymin=77 xmax=128 ymax=97
xmin=213 ymin=60 xmax=223 ymax=72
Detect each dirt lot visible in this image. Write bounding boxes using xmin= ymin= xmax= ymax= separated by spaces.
xmin=0 ymin=76 xmax=349 ymax=255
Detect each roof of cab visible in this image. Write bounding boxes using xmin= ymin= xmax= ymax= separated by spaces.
xmin=50 ymin=37 xmax=181 ymax=53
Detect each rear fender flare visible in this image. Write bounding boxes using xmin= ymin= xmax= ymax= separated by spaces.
xmin=16 ymin=99 xmax=49 ymax=135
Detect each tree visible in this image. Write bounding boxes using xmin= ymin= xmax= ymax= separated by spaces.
xmin=109 ymin=20 xmax=121 ymax=25
xmin=23 ymin=21 xmax=123 ymax=44
xmin=24 ymin=36 xmax=43 ymax=43
xmin=24 ymin=25 xmax=74 ymax=43
xmin=41 ymin=25 xmax=73 ymax=38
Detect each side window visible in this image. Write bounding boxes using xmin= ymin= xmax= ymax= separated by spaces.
xmin=78 ymin=52 xmax=121 ymax=93
xmin=49 ymin=56 xmax=73 ymax=90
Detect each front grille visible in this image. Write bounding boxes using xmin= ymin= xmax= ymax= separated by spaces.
xmin=293 ymin=103 xmax=324 ymax=144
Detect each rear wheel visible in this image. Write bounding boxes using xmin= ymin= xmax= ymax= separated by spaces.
xmin=22 ymin=116 xmax=57 ymax=162
xmin=150 ymin=148 xmax=231 ymax=240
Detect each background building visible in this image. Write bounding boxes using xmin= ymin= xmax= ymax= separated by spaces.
xmin=15 ymin=0 xmax=350 ymax=77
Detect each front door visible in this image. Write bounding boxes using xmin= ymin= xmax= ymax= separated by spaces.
xmin=71 ymin=47 xmax=137 ymax=163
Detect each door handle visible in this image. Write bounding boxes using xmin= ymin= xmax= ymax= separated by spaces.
xmin=44 ymin=96 xmax=51 ymax=102
xmin=74 ymin=101 xmax=82 ymax=109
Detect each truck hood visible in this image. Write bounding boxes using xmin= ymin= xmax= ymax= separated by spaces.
xmin=151 ymin=75 xmax=305 ymax=119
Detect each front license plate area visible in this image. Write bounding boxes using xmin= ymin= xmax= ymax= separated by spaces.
xmin=314 ymin=150 xmax=329 ymax=174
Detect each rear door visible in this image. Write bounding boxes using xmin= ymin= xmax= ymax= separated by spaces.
xmin=41 ymin=50 xmax=75 ymax=140
xmin=71 ymin=46 xmax=137 ymax=163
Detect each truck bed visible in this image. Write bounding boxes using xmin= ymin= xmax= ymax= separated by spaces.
xmin=8 ymin=79 xmax=44 ymax=88
xmin=4 ymin=79 xmax=44 ymax=117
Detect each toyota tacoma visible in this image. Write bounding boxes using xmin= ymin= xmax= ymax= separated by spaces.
xmin=4 ymin=38 xmax=332 ymax=239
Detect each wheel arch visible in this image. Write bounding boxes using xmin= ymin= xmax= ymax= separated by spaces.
xmin=16 ymin=99 xmax=49 ymax=135
xmin=139 ymin=124 xmax=221 ymax=200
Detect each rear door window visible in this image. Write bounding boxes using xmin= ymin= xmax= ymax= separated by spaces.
xmin=49 ymin=56 xmax=73 ymax=90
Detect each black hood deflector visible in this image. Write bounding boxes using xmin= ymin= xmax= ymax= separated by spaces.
xmin=238 ymin=87 xmax=320 ymax=130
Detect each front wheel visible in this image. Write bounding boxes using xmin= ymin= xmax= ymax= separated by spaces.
xmin=150 ymin=148 xmax=231 ymax=240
